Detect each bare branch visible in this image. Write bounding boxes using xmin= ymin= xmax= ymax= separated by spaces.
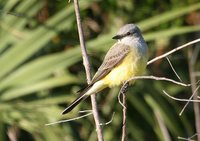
xmin=73 ymin=0 xmax=104 ymax=140
xmin=147 ymin=38 xmax=200 ymax=65
xmin=127 ymin=76 xmax=191 ymax=87
xmin=73 ymin=0 xmax=91 ymax=82
xmin=79 ymin=110 xmax=93 ymax=113
xmin=99 ymin=112 xmax=115 ymax=126
xmin=118 ymin=92 xmax=126 ymax=109
xmin=178 ymin=133 xmax=200 ymax=141
xmin=118 ymin=84 xmax=127 ymax=109
xmin=163 ymin=90 xmax=200 ymax=103
xmin=178 ymin=136 xmax=196 ymax=141
xmin=119 ymin=82 xmax=129 ymax=141
xmin=126 ymin=74 xmax=199 ymax=120
xmin=166 ymin=57 xmax=182 ymax=82
xmin=45 ymin=112 xmax=93 ymax=126
xmin=121 ymin=93 xmax=127 ymax=141
xmin=7 ymin=126 xmax=19 ymax=141
xmin=188 ymin=47 xmax=200 ymax=141
xmin=179 ymin=85 xmax=200 ymax=116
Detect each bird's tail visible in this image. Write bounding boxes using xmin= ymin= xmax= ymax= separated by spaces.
xmin=61 ymin=85 xmax=92 ymax=115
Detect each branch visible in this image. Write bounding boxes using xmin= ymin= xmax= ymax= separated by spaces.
xmin=147 ymin=38 xmax=200 ymax=65
xmin=127 ymin=76 xmax=191 ymax=87
xmin=73 ymin=0 xmax=91 ymax=82
xmin=166 ymin=57 xmax=182 ymax=82
xmin=73 ymin=0 xmax=104 ymax=141
xmin=163 ymin=90 xmax=200 ymax=103
xmin=7 ymin=126 xmax=19 ymax=141
xmin=99 ymin=112 xmax=115 ymax=126
xmin=178 ymin=133 xmax=200 ymax=141
xmin=118 ymin=82 xmax=129 ymax=141
xmin=188 ymin=47 xmax=200 ymax=141
xmin=45 ymin=112 xmax=93 ymax=126
xmin=179 ymin=85 xmax=200 ymax=116
xmin=121 ymin=92 xmax=127 ymax=141
xmin=126 ymin=75 xmax=200 ymax=117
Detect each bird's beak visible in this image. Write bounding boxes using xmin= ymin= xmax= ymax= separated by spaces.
xmin=112 ymin=35 xmax=121 ymax=40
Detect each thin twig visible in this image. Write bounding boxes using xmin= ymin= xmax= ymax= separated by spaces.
xmin=147 ymin=38 xmax=200 ymax=65
xmin=73 ymin=0 xmax=104 ymax=141
xmin=178 ymin=133 xmax=200 ymax=141
xmin=163 ymin=90 xmax=200 ymax=103
xmin=118 ymin=83 xmax=128 ymax=109
xmin=99 ymin=112 xmax=115 ymax=126
xmin=118 ymin=92 xmax=125 ymax=109
xmin=45 ymin=112 xmax=93 ymax=126
xmin=166 ymin=57 xmax=182 ymax=82
xmin=127 ymin=76 xmax=191 ymax=87
xmin=179 ymin=85 xmax=200 ymax=116
xmin=79 ymin=110 xmax=93 ymax=113
xmin=178 ymin=137 xmax=196 ymax=141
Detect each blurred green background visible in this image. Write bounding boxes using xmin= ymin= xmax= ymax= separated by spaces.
xmin=0 ymin=0 xmax=200 ymax=141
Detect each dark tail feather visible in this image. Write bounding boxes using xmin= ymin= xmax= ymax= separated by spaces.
xmin=61 ymin=94 xmax=88 ymax=115
xmin=62 ymin=85 xmax=92 ymax=115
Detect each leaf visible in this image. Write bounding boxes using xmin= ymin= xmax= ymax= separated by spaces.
xmin=1 ymin=74 xmax=79 ymax=100
xmin=138 ymin=2 xmax=200 ymax=31
xmin=0 ymin=49 xmax=81 ymax=90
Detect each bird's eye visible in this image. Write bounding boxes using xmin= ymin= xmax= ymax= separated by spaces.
xmin=127 ymin=32 xmax=131 ymax=35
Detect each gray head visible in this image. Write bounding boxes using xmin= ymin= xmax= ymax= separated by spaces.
xmin=112 ymin=24 xmax=142 ymax=40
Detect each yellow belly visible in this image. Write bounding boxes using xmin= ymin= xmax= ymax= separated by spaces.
xmin=102 ymin=48 xmax=147 ymax=87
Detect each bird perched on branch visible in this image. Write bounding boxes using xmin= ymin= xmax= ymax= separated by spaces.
xmin=62 ymin=24 xmax=148 ymax=115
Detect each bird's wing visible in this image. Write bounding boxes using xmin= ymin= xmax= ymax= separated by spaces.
xmin=91 ymin=43 xmax=130 ymax=84
xmin=62 ymin=43 xmax=130 ymax=115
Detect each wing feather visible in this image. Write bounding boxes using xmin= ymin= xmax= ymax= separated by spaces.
xmin=91 ymin=43 xmax=130 ymax=84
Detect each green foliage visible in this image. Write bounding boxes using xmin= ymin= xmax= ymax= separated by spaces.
xmin=0 ymin=0 xmax=200 ymax=141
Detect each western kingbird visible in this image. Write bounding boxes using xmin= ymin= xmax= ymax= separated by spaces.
xmin=62 ymin=24 xmax=148 ymax=114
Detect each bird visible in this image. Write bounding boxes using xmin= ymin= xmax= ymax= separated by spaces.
xmin=62 ymin=24 xmax=148 ymax=115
